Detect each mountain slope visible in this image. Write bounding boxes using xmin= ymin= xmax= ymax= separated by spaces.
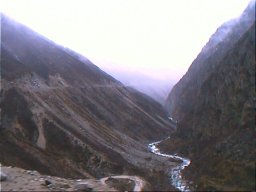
xmin=163 ymin=2 xmax=255 ymax=191
xmin=0 ymin=14 xmax=174 ymax=190
xmin=103 ymin=69 xmax=173 ymax=105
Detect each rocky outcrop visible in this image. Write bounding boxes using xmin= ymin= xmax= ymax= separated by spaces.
xmin=163 ymin=1 xmax=255 ymax=191
xmin=0 ymin=13 xmax=174 ymax=190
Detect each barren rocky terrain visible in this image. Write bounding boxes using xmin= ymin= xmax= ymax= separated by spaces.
xmin=1 ymin=163 xmax=150 ymax=191
xmin=0 ymin=13 xmax=176 ymax=191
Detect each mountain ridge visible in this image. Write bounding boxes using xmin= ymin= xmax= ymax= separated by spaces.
xmin=162 ymin=2 xmax=255 ymax=190
xmin=0 ymin=13 xmax=175 ymax=191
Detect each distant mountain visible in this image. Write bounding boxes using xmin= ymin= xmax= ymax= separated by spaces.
xmin=0 ymin=13 xmax=174 ymax=190
xmin=162 ymin=2 xmax=255 ymax=191
xmin=106 ymin=69 xmax=173 ymax=105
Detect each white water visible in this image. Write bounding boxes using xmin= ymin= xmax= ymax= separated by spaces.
xmin=148 ymin=138 xmax=192 ymax=192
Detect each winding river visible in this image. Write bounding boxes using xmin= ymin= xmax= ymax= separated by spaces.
xmin=148 ymin=137 xmax=192 ymax=192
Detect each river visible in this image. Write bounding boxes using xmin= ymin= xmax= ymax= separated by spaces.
xmin=148 ymin=137 xmax=192 ymax=192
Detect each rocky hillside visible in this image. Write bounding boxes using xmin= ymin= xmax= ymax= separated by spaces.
xmin=0 ymin=13 xmax=175 ymax=190
xmin=163 ymin=2 xmax=255 ymax=191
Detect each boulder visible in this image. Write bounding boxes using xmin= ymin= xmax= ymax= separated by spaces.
xmin=75 ymin=182 xmax=93 ymax=191
xmin=0 ymin=172 xmax=7 ymax=181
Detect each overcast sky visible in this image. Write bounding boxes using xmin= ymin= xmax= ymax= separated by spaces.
xmin=1 ymin=0 xmax=251 ymax=82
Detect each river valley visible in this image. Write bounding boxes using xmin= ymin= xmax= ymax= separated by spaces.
xmin=148 ymin=138 xmax=192 ymax=191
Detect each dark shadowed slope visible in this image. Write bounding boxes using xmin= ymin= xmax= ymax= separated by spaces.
xmin=162 ymin=2 xmax=255 ymax=191
xmin=0 ymin=13 xmax=174 ymax=190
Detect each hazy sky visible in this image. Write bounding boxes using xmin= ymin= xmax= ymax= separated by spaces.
xmin=1 ymin=0 xmax=251 ymax=82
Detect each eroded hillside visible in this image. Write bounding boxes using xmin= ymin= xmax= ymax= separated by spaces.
xmin=0 ymin=14 xmax=175 ymax=190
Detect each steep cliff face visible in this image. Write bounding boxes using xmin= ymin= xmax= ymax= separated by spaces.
xmin=163 ymin=2 xmax=255 ymax=191
xmin=0 ymin=14 xmax=174 ymax=189
xmin=166 ymin=1 xmax=255 ymax=120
